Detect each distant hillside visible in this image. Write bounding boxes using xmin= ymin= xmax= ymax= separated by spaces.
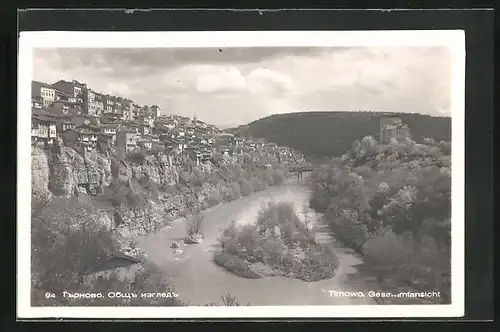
xmin=231 ymin=112 xmax=451 ymax=157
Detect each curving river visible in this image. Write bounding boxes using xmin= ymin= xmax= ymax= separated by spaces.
xmin=137 ymin=175 xmax=377 ymax=306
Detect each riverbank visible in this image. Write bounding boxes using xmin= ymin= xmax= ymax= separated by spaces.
xmin=136 ymin=177 xmax=376 ymax=305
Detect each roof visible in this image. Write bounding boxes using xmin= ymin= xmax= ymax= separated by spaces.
xmin=32 ymin=108 xmax=55 ymax=117
xmin=76 ymin=123 xmax=101 ymax=131
xmin=32 ymin=80 xmax=54 ymax=97
xmin=33 ymin=115 xmax=57 ymax=123
xmin=54 ymin=89 xmax=72 ymax=97
xmin=118 ymin=129 xmax=138 ymax=134
xmin=62 ymin=128 xmax=80 ymax=135
xmin=51 ymin=80 xmax=76 ymax=95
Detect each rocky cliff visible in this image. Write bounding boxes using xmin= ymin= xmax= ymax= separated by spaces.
xmin=32 ymin=141 xmax=302 ymax=246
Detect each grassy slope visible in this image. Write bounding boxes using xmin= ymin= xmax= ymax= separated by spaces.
xmin=231 ymin=112 xmax=451 ymax=157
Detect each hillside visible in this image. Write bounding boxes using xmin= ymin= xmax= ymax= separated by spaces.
xmin=231 ymin=112 xmax=451 ymax=157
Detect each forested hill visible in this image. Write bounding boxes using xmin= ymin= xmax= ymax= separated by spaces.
xmin=230 ymin=112 xmax=451 ymax=157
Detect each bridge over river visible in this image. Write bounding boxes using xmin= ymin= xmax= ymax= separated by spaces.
xmin=288 ymin=166 xmax=314 ymax=173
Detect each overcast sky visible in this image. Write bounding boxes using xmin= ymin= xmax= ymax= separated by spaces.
xmin=33 ymin=47 xmax=451 ymax=128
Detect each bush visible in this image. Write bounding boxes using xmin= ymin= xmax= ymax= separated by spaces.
xmin=309 ymin=140 xmax=451 ymax=302
xmin=271 ymin=170 xmax=285 ymax=185
xmin=205 ymin=191 xmax=222 ymax=207
xmin=251 ymin=177 xmax=267 ymax=191
xmin=220 ymin=293 xmax=249 ymax=306
xmin=213 ymin=252 xmax=261 ymax=279
xmin=220 ymin=182 xmax=241 ymax=202
xmin=240 ymin=179 xmax=254 ymax=196
xmin=127 ymin=151 xmax=146 ymax=165
xmin=362 ymin=230 xmax=450 ymax=303
xmin=256 ymin=201 xmax=301 ymax=238
xmin=235 ymin=224 xmax=260 ymax=255
xmin=295 ymin=245 xmax=340 ymax=281
xmin=363 ymin=230 xmax=415 ymax=265
xmin=229 ymin=181 xmax=241 ymax=199
xmin=187 ymin=214 xmax=204 ymax=236
xmin=31 ymin=197 xmax=173 ymax=306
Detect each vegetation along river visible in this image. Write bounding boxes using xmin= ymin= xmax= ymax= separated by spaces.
xmin=137 ymin=175 xmax=377 ymax=306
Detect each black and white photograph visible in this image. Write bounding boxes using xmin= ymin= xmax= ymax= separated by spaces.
xmin=18 ymin=30 xmax=465 ymax=318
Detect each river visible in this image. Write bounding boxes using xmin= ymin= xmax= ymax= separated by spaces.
xmin=137 ymin=175 xmax=376 ymax=306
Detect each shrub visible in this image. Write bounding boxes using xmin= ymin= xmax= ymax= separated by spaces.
xmin=271 ymin=170 xmax=285 ymax=185
xmin=251 ymin=177 xmax=267 ymax=191
xmin=229 ymin=181 xmax=241 ymax=199
xmin=221 ymin=293 xmax=249 ymax=306
xmin=187 ymin=214 xmax=204 ymax=236
xmin=236 ymin=224 xmax=261 ymax=256
xmin=205 ymin=191 xmax=222 ymax=207
xmin=240 ymin=179 xmax=254 ymax=196
xmin=295 ymin=245 xmax=340 ymax=281
xmin=363 ymin=230 xmax=415 ymax=266
xmin=213 ymin=252 xmax=261 ymax=279
xmin=127 ymin=151 xmax=146 ymax=165
xmin=256 ymin=201 xmax=301 ymax=238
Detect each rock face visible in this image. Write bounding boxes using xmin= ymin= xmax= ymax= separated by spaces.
xmin=31 ymin=145 xmax=112 ymax=197
xmin=31 ymin=147 xmax=51 ymax=206
xmin=32 ymin=146 xmax=181 ymax=199
xmin=129 ymin=155 xmax=179 ymax=186
xmin=32 ymin=143 xmax=302 ymax=244
xmin=185 ymin=233 xmax=204 ymax=244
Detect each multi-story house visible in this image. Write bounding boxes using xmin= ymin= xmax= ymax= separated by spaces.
xmin=86 ymin=89 xmax=99 ymax=117
xmin=67 ymin=123 xmax=100 ymax=151
xmin=215 ymin=132 xmax=235 ymax=147
xmin=102 ymin=95 xmax=123 ymax=121
xmin=31 ymin=96 xmax=43 ymax=109
xmin=103 ymin=95 xmax=114 ymax=114
xmin=150 ymin=105 xmax=161 ymax=119
xmin=61 ymin=128 xmax=93 ymax=152
xmin=161 ymin=136 xmax=185 ymax=155
xmin=57 ymin=118 xmax=76 ymax=133
xmin=132 ymin=103 xmax=141 ymax=119
xmin=94 ymin=93 xmax=104 ymax=117
xmin=49 ymin=100 xmax=71 ymax=115
xmin=121 ymin=99 xmax=133 ymax=121
xmin=52 ymin=79 xmax=87 ymax=112
xmin=102 ymin=123 xmax=119 ymax=136
xmin=54 ymin=89 xmax=76 ymax=103
xmin=32 ymin=80 xmax=56 ymax=108
xmin=31 ymin=110 xmax=57 ymax=146
xmin=116 ymin=130 xmax=140 ymax=155
xmin=137 ymin=138 xmax=154 ymax=152
xmin=137 ymin=111 xmax=154 ymax=135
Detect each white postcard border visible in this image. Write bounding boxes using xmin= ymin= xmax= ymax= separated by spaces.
xmin=17 ymin=30 xmax=465 ymax=319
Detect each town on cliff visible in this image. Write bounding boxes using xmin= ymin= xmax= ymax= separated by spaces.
xmin=31 ymin=79 xmax=307 ymax=171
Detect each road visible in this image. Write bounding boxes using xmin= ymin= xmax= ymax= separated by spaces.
xmin=137 ymin=176 xmax=377 ymax=305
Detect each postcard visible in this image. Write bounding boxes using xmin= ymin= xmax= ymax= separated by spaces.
xmin=18 ymin=30 xmax=465 ymax=319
